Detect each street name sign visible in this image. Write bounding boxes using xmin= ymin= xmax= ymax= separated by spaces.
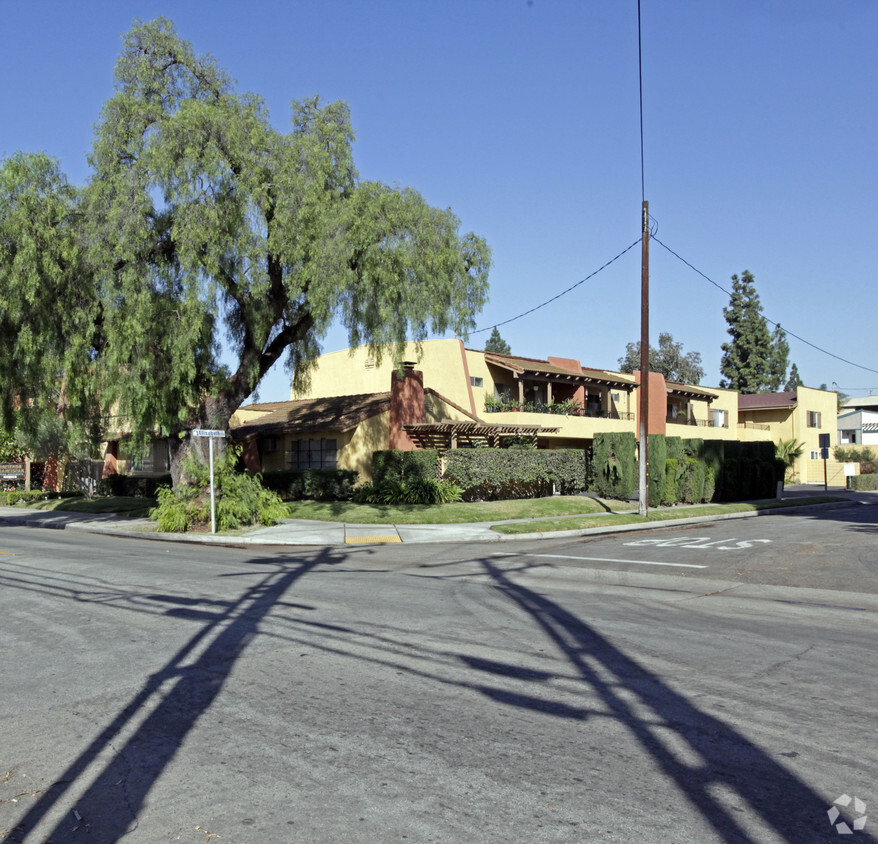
xmin=192 ymin=429 xmax=225 ymax=438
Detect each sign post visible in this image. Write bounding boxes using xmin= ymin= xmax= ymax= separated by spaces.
xmin=192 ymin=429 xmax=226 ymax=534
xmin=819 ymin=433 xmax=831 ymax=492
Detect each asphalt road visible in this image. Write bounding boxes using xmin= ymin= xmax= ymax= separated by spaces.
xmin=1 ymin=508 xmax=876 ymax=843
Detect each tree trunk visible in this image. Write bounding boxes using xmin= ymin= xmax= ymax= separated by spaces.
xmin=167 ymin=393 xmax=241 ymax=487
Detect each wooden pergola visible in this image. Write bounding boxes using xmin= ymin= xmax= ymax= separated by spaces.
xmin=403 ymin=420 xmax=560 ymax=453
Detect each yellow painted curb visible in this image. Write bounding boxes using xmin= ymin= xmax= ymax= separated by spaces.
xmin=345 ymin=536 xmax=402 ymax=544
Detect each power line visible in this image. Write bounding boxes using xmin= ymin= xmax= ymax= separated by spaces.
xmin=652 ymin=234 xmax=878 ymax=376
xmin=471 ymin=238 xmax=641 ymax=335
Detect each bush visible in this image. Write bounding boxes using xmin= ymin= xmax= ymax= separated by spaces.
xmin=590 ymin=433 xmax=636 ymax=500
xmin=661 ymin=459 xmax=679 ymax=506
xmin=647 ymin=434 xmax=666 ymax=508
xmin=372 ymin=450 xmax=440 ymax=483
xmin=261 ymin=468 xmax=358 ymax=501
xmin=444 ymin=449 xmax=587 ymax=501
xmin=702 ymin=466 xmax=716 ymax=503
xmin=849 ymin=474 xmax=878 ymax=490
xmin=4 ymin=489 xmax=81 ymax=505
xmin=98 ymin=473 xmax=171 ymax=498
xmin=834 ymin=446 xmax=878 ymax=475
xmin=353 ymin=478 xmax=463 ymax=505
xmin=150 ymin=447 xmax=287 ymax=532
xmin=678 ymin=457 xmax=706 ymax=504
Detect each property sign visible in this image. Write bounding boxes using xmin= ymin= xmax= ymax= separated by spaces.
xmin=192 ymin=429 xmax=226 ymax=438
xmin=0 ymin=461 xmax=25 ymax=480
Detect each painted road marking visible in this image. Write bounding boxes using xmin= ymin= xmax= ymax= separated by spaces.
xmin=494 ymin=552 xmax=707 ymax=569
xmin=0 ymin=551 xmax=21 ymax=556
xmin=623 ymin=536 xmax=772 ymax=551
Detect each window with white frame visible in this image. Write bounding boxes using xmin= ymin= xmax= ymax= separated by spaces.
xmin=470 ymin=376 xmax=484 ymax=388
xmin=810 ymin=450 xmax=820 ymax=460
xmin=712 ymin=408 xmax=728 ymax=428
xmin=289 ymin=438 xmax=338 ymax=470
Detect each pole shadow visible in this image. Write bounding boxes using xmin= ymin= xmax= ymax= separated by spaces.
xmin=472 ymin=556 xmax=876 ymax=843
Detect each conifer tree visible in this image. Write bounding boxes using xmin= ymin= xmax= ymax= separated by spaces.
xmin=719 ymin=271 xmax=773 ymax=393
xmin=767 ymin=323 xmax=790 ymax=391
xmin=784 ymin=363 xmax=803 ymax=391
xmin=484 ymin=327 xmax=511 ymax=355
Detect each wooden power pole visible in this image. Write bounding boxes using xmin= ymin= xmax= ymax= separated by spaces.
xmin=638 ymin=200 xmax=649 ymax=517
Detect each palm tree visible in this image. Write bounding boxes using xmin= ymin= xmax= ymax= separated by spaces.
xmin=776 ymin=438 xmax=805 ymax=482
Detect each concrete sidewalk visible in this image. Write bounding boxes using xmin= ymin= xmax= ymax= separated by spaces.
xmin=1 ymin=486 xmax=872 ymax=547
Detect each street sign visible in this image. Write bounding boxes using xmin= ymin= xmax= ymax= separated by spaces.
xmin=191 ymin=430 xmax=225 ymax=534
xmin=192 ymin=429 xmax=225 ymax=438
xmin=818 ymin=433 xmax=830 ymax=448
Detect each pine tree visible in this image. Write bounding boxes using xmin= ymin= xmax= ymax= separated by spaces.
xmin=767 ymin=323 xmax=790 ymax=391
xmin=484 ymin=327 xmax=511 ymax=355
xmin=784 ymin=363 xmax=803 ymax=391
xmin=719 ymin=271 xmax=773 ymax=393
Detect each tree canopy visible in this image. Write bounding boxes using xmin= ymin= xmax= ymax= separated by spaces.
xmin=617 ymin=332 xmax=705 ymax=385
xmin=719 ymin=271 xmax=775 ymax=393
xmin=484 ymin=327 xmax=511 ymax=355
xmin=0 ymin=18 xmax=491 ymax=480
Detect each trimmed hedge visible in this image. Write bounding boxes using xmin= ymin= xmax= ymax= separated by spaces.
xmin=849 ymin=474 xmax=878 ymax=491
xmin=372 ymin=450 xmax=440 ymax=484
xmin=444 ymin=448 xmax=587 ymax=501
xmin=261 ymin=468 xmax=358 ymax=501
xmin=4 ymin=490 xmax=82 ymax=506
xmin=98 ymin=473 xmax=171 ymax=498
xmin=647 ymin=434 xmax=667 ymax=507
xmin=590 ymin=432 xmax=636 ymax=500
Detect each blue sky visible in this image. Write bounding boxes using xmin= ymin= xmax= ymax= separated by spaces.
xmin=3 ymin=1 xmax=876 ymax=400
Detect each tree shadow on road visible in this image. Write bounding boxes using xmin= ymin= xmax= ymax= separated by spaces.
xmin=5 ymin=546 xmax=347 ymax=843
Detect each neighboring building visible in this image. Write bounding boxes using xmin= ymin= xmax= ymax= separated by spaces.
xmin=737 ymin=386 xmax=841 ymax=483
xmin=837 ymin=409 xmax=878 ymax=446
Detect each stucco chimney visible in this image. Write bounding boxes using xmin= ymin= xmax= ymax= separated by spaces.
xmin=389 ymin=362 xmax=425 ymax=450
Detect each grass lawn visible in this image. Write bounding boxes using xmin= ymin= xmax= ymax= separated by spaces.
xmin=490 ymin=496 xmax=846 ymax=534
xmin=7 ymin=496 xmax=157 ymax=519
xmin=283 ymin=495 xmax=630 ymax=525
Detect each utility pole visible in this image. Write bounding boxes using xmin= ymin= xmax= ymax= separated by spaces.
xmin=638 ymin=200 xmax=649 ymax=517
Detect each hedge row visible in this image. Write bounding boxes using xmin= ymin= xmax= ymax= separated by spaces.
xmin=590 ymin=432 xmax=637 ymax=500
xmin=443 ymin=449 xmax=588 ymax=501
xmin=260 ymin=468 xmax=359 ymax=501
xmin=849 ymin=474 xmax=878 ymax=491
xmin=98 ymin=473 xmax=171 ymax=498
xmin=590 ymin=434 xmax=783 ymax=504
xmin=372 ymin=450 xmax=440 ymax=483
xmin=4 ymin=490 xmax=82 ymax=505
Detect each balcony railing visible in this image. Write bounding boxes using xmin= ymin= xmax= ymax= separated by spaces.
xmin=485 ymin=399 xmax=633 ymax=421
xmin=738 ymin=421 xmax=771 ymax=431
xmin=666 ymin=416 xmax=729 ymax=429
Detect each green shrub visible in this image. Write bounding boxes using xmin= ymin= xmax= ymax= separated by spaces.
xmin=98 ymin=473 xmax=172 ymax=498
xmin=665 ymin=436 xmax=684 ymax=461
xmin=353 ymin=478 xmax=463 ymax=505
xmin=849 ymin=474 xmax=878 ymax=490
xmin=150 ymin=447 xmax=287 ymax=532
xmin=444 ymin=449 xmax=587 ymax=501
xmin=678 ymin=457 xmax=706 ymax=504
xmin=3 ymin=489 xmax=79 ymax=505
xmin=372 ymin=450 xmax=440 ymax=484
xmin=260 ymin=468 xmax=358 ymax=501
xmin=647 ymin=434 xmax=666 ymax=508
xmin=661 ymin=459 xmax=679 ymax=506
xmin=702 ymin=466 xmax=716 ymax=502
xmin=589 ymin=433 xmax=636 ymax=500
